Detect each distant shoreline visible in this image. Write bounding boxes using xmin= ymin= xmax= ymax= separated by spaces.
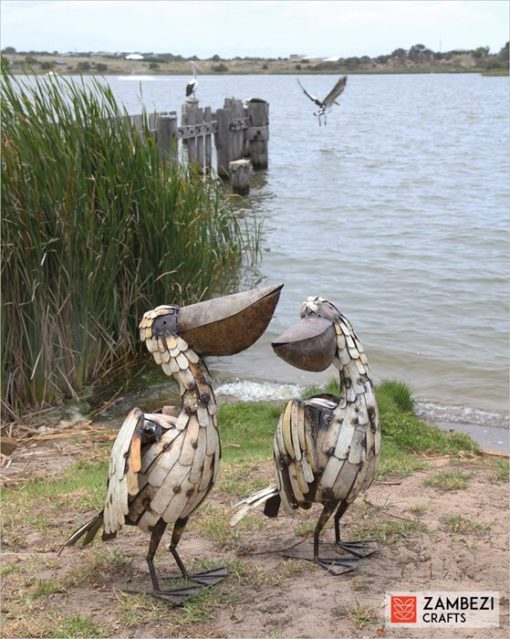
xmin=2 ymin=48 xmax=508 ymax=77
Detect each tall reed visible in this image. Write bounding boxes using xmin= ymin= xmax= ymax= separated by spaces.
xmin=1 ymin=71 xmax=250 ymax=416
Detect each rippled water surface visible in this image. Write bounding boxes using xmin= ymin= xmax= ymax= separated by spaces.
xmin=80 ymin=74 xmax=509 ymax=427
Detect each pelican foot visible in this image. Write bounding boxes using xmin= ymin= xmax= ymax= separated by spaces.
xmin=336 ymin=539 xmax=377 ymax=558
xmin=123 ymin=584 xmax=202 ymax=605
xmin=314 ymin=556 xmax=358 ymax=576
xmin=187 ymin=566 xmax=228 ymax=586
xmin=282 ymin=552 xmax=358 ymax=576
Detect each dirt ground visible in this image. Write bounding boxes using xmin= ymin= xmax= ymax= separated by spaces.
xmin=1 ymin=429 xmax=508 ymax=639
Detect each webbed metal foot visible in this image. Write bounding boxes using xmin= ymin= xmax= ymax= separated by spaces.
xmin=282 ymin=551 xmax=358 ymax=576
xmin=336 ymin=539 xmax=377 ymax=558
xmin=187 ymin=566 xmax=228 ymax=586
xmin=314 ymin=556 xmax=359 ymax=576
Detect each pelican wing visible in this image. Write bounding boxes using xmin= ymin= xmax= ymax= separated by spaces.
xmin=323 ymin=76 xmax=347 ymax=108
xmin=273 ymin=400 xmax=317 ymax=508
xmin=297 ymin=79 xmax=322 ymax=107
xmin=103 ymin=409 xmax=177 ymax=534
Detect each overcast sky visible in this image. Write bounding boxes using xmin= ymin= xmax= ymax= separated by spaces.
xmin=1 ymin=1 xmax=508 ymax=58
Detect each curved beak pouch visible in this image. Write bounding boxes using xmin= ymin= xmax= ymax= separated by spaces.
xmin=272 ymin=316 xmax=336 ymax=372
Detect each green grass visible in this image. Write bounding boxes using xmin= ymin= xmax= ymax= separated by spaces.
xmin=441 ymin=515 xmax=493 ymax=536
xmin=46 ymin=613 xmax=107 ymax=638
xmin=347 ymin=602 xmax=378 ymax=629
xmin=1 ymin=70 xmax=255 ymax=416
xmin=492 ymin=459 xmax=509 ymax=482
xmin=425 ymin=470 xmax=474 ymax=492
xmin=217 ymin=401 xmax=282 ymax=462
xmin=351 ymin=519 xmax=428 ymax=545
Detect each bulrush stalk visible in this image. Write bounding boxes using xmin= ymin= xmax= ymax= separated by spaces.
xmin=1 ymin=71 xmax=254 ymax=416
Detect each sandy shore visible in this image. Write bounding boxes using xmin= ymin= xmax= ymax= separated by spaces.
xmin=1 ymin=422 xmax=508 ymax=638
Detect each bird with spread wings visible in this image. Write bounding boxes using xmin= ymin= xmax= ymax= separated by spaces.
xmin=297 ymin=76 xmax=347 ymax=126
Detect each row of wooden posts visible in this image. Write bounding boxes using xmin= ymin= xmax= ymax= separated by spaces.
xmin=132 ymin=97 xmax=269 ymax=195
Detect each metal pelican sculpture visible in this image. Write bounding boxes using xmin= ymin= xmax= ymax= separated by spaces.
xmin=61 ymin=284 xmax=283 ymax=603
xmin=231 ymin=296 xmax=380 ymax=575
xmin=297 ymin=76 xmax=347 ymax=126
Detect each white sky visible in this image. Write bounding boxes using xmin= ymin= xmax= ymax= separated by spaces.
xmin=1 ymin=0 xmax=508 ymax=58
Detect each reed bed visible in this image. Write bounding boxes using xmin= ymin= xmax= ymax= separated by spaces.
xmin=1 ymin=71 xmax=251 ymax=417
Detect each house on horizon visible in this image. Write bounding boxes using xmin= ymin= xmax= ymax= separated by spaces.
xmin=125 ymin=53 xmax=144 ymax=61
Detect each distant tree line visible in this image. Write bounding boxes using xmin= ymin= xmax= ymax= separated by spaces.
xmin=1 ymin=42 xmax=508 ymax=74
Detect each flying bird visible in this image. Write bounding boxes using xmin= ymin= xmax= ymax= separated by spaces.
xmin=297 ymin=76 xmax=347 ymax=126
xmin=61 ymin=285 xmax=283 ymax=603
xmin=185 ymin=62 xmax=198 ymax=98
xmin=231 ymin=296 xmax=380 ymax=575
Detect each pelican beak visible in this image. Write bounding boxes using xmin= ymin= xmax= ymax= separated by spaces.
xmin=272 ymin=317 xmax=336 ymax=372
xmin=176 ymin=283 xmax=283 ymax=356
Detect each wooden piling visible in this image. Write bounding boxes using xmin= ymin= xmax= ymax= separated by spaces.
xmin=245 ymin=99 xmax=269 ymax=170
xmin=182 ymin=98 xmax=199 ymax=167
xmin=229 ymin=159 xmax=251 ymax=196
xmin=156 ymin=112 xmax=178 ymax=162
xmin=215 ymin=104 xmax=232 ymax=179
xmin=204 ymin=106 xmax=212 ymax=171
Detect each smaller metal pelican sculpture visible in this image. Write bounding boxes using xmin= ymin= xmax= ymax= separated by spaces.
xmin=297 ymin=76 xmax=347 ymax=126
xmin=61 ymin=284 xmax=283 ymax=603
xmin=231 ymin=296 xmax=380 ymax=575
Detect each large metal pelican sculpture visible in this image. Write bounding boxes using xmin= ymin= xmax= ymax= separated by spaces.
xmin=61 ymin=284 xmax=283 ymax=602
xmin=231 ymin=296 xmax=380 ymax=575
xmin=297 ymin=76 xmax=347 ymax=126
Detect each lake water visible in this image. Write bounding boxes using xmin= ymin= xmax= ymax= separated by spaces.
xmin=74 ymin=74 xmax=510 ymax=447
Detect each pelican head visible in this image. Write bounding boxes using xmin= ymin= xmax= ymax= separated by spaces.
xmin=140 ymin=284 xmax=283 ymax=361
xmin=272 ymin=296 xmax=341 ymax=372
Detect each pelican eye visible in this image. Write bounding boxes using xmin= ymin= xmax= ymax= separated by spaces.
xmin=152 ymin=312 xmax=178 ymax=337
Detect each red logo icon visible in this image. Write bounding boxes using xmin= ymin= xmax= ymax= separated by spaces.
xmin=390 ymin=596 xmax=417 ymax=623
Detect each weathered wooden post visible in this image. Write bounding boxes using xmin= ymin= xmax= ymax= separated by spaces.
xmin=229 ymin=159 xmax=252 ymax=195
xmin=196 ymin=106 xmax=205 ymax=172
xmin=245 ymin=98 xmax=269 ymax=170
xmin=231 ymin=98 xmax=245 ymax=161
xmin=156 ymin=112 xmax=178 ymax=162
xmin=215 ymin=102 xmax=233 ymax=179
xmin=204 ymin=106 xmax=213 ymax=172
xmin=182 ymin=98 xmax=199 ymax=167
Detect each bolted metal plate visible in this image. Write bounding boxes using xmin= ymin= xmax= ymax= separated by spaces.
xmin=177 ymin=283 xmax=283 ymax=356
xmin=272 ymin=317 xmax=336 ymax=372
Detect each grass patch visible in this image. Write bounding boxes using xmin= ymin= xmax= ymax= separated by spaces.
xmin=347 ymin=602 xmax=378 ymax=629
xmin=31 ymin=578 xmax=67 ymax=599
xmin=425 ymin=470 xmax=474 ymax=492
xmin=46 ymin=613 xmax=108 ymax=638
xmin=216 ymin=460 xmax=269 ymax=497
xmin=491 ymin=458 xmax=509 ymax=482
xmin=351 ymin=519 xmax=428 ymax=545
xmin=376 ymin=439 xmax=428 ymax=479
xmin=377 ymin=379 xmax=415 ymax=413
xmin=2 ymin=459 xmax=109 ymax=548
xmin=217 ymin=402 xmax=282 ymax=462
xmin=441 ymin=515 xmax=493 ymax=537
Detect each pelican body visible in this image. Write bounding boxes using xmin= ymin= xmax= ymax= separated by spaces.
xmin=232 ymin=296 xmax=380 ymax=574
xmin=62 ymin=284 xmax=282 ymax=602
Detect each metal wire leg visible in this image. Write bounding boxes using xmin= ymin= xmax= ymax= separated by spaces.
xmin=334 ymin=501 xmax=377 ymax=558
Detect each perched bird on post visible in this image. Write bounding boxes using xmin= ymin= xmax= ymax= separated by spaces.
xmin=185 ymin=62 xmax=198 ymax=98
xmin=231 ymin=296 xmax=380 ymax=575
xmin=61 ymin=284 xmax=283 ymax=603
xmin=297 ymin=76 xmax=347 ymax=126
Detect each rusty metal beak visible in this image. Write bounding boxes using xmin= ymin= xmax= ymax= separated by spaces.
xmin=272 ymin=317 xmax=336 ymax=372
xmin=177 ymin=283 xmax=283 ymax=356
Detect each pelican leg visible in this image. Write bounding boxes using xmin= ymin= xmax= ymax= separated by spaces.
xmin=283 ymin=504 xmax=358 ymax=575
xmin=334 ymin=501 xmax=377 ymax=558
xmin=123 ymin=519 xmax=201 ymax=604
xmin=312 ymin=504 xmax=358 ymax=575
xmin=169 ymin=517 xmax=228 ymax=588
